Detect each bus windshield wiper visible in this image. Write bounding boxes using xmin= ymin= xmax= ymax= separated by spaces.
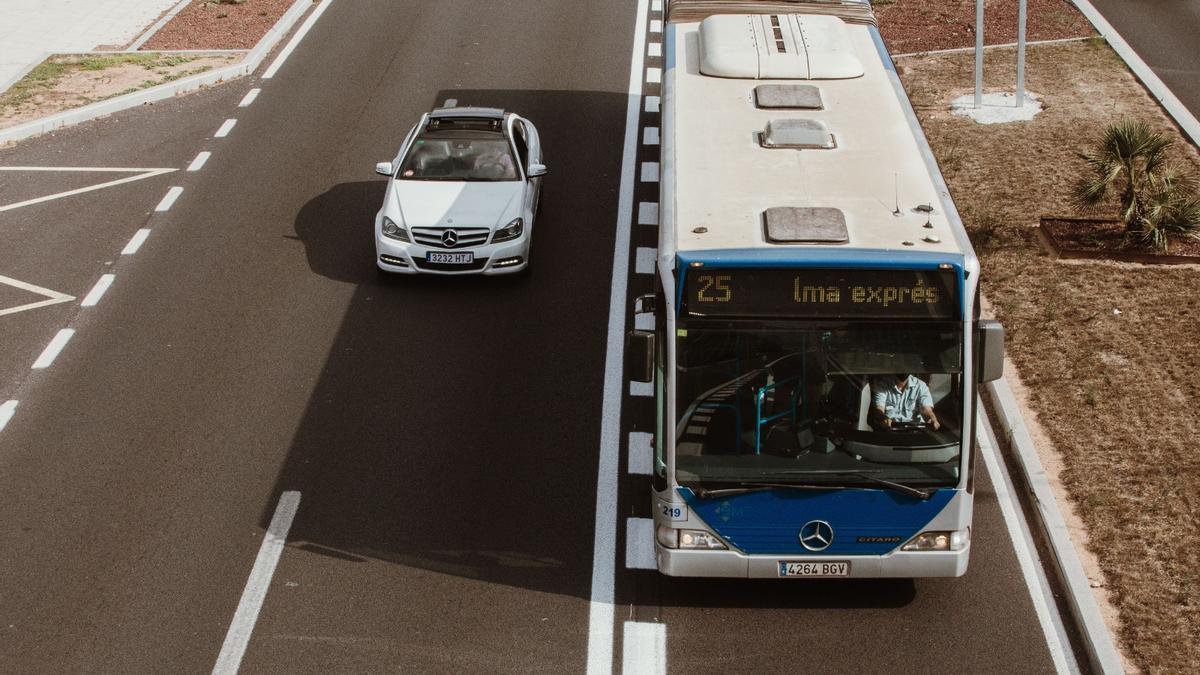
xmin=772 ymin=470 xmax=935 ymax=500
xmin=688 ymin=482 xmax=838 ymax=499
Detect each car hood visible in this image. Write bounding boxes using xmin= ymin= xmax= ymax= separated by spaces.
xmin=392 ymin=181 xmax=522 ymax=229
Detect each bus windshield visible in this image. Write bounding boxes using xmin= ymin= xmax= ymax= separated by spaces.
xmin=674 ymin=322 xmax=964 ymax=491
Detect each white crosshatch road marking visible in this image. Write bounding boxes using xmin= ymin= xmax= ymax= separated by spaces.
xmin=0 ymin=274 xmax=74 ymax=317
xmin=0 ymin=167 xmax=177 ymax=213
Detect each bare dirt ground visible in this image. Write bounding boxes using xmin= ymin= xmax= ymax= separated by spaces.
xmin=141 ymin=0 xmax=299 ymax=51
xmin=875 ymin=0 xmax=1096 ymax=53
xmin=898 ymin=38 xmax=1200 ymax=673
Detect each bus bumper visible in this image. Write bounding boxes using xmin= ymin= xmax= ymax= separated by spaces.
xmin=656 ymin=544 xmax=969 ymax=578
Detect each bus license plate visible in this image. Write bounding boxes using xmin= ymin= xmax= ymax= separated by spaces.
xmin=778 ymin=561 xmax=850 ymax=577
xmin=427 ymin=252 xmax=474 ymax=264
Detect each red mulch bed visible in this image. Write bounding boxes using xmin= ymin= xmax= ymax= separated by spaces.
xmin=875 ymin=0 xmax=1096 ymax=54
xmin=141 ymin=0 xmax=299 ymax=51
xmin=1041 ymin=217 xmax=1200 ymax=263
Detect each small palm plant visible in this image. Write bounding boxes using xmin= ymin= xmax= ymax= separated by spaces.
xmin=1073 ymin=119 xmax=1200 ymax=252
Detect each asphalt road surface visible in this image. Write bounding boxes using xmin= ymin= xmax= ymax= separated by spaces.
xmin=0 ymin=1 xmax=1080 ymax=672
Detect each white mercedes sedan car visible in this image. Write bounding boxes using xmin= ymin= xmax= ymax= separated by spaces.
xmin=373 ymin=105 xmax=546 ymax=274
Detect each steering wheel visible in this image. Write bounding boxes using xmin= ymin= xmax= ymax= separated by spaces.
xmin=888 ymin=420 xmax=928 ymax=432
xmin=475 ymin=160 xmax=506 ymax=178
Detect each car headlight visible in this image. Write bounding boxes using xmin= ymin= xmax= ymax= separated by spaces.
xmin=492 ymin=217 xmax=523 ymax=243
xmin=902 ymin=528 xmax=970 ymax=551
xmin=381 ymin=216 xmax=409 ymax=242
xmin=656 ymin=525 xmax=727 ymax=550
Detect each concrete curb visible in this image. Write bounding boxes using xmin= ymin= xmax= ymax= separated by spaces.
xmin=0 ymin=0 xmax=313 ymax=147
xmin=986 ymin=377 xmax=1125 ymax=675
xmin=1068 ymin=0 xmax=1200 ymax=147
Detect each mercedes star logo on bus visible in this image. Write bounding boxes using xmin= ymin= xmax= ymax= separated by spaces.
xmin=799 ymin=520 xmax=834 ymax=551
xmin=442 ymin=230 xmax=459 ymax=246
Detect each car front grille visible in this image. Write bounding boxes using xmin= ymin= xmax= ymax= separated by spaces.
xmin=413 ymin=257 xmax=490 ymax=272
xmin=411 ymin=227 xmax=491 ymax=249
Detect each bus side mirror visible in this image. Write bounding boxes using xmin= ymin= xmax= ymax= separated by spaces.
xmin=633 ymin=293 xmax=656 ymax=314
xmin=977 ymin=320 xmax=1004 ymax=383
xmin=627 ymin=330 xmax=655 ymax=383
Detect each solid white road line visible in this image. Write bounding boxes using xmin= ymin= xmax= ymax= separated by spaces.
xmin=80 ymin=275 xmax=116 ymax=308
xmin=637 ymin=202 xmax=659 ymax=226
xmin=622 ymin=622 xmax=666 ymax=675
xmin=977 ymin=410 xmax=1073 ymax=673
xmin=156 ymin=186 xmax=184 ymax=211
xmin=215 ymin=119 xmax=237 ymax=138
xmin=0 ymin=168 xmax=176 ymax=213
xmin=625 ymin=518 xmax=656 ymax=569
xmin=188 ymin=152 xmax=212 ymax=172
xmin=31 ymin=329 xmax=75 ymax=369
xmin=262 ymin=0 xmax=336 ymax=79
xmin=628 ymin=432 xmax=653 ymax=475
xmin=0 ymin=400 xmax=17 ymax=433
xmin=587 ymin=0 xmax=650 ymax=671
xmin=122 ymin=229 xmax=152 ymax=255
xmin=238 ymin=88 xmax=261 ymax=107
xmin=212 ymin=491 xmax=301 ymax=675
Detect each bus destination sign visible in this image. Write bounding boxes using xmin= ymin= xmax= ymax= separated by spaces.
xmin=682 ymin=267 xmax=959 ymax=319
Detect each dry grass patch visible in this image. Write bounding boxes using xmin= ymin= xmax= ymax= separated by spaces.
xmin=0 ymin=53 xmax=237 ymax=130
xmin=899 ymin=40 xmax=1200 ymax=673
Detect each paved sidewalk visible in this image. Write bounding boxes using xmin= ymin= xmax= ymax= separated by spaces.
xmin=0 ymin=0 xmax=181 ymax=93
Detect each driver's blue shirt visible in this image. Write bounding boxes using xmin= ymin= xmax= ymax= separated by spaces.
xmin=873 ymin=375 xmax=933 ymax=423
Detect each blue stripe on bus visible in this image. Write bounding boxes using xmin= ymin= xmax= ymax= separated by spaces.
xmin=679 ymin=486 xmax=956 ymax=555
xmin=673 ymin=249 xmax=966 ymax=317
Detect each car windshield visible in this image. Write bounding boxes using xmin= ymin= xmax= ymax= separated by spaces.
xmin=675 ymin=321 xmax=964 ymax=491
xmin=398 ymin=131 xmax=518 ymax=182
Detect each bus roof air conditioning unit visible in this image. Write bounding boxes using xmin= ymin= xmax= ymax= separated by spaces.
xmin=698 ymin=13 xmax=864 ymax=79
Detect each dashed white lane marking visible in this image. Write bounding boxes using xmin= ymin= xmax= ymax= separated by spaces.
xmin=629 ymin=381 xmax=653 ymax=397
xmin=0 ymin=274 xmax=74 ymax=317
xmin=640 ymin=162 xmax=659 ymax=183
xmin=651 ymin=0 xmax=662 ymax=11
xmin=634 ymin=313 xmax=653 ymax=331
xmin=31 ymin=329 xmax=74 ymax=369
xmin=188 ymin=152 xmax=211 ymax=172
xmin=635 ymin=247 xmax=657 ymax=275
xmin=0 ymin=400 xmax=17 ymax=433
xmin=212 ymin=490 xmax=301 ymax=675
xmin=156 ymin=186 xmax=183 ymax=211
xmin=643 ymin=127 xmax=660 ymax=145
xmin=588 ymin=0 xmax=650 ymax=671
xmin=122 ymin=229 xmax=151 ymax=255
xmin=650 ymin=19 xmax=663 ymax=33
xmin=238 ymin=88 xmax=261 ymax=107
xmin=648 ymin=42 xmax=662 ymax=58
xmin=0 ymin=167 xmax=176 ymax=213
xmin=625 ymin=517 xmax=656 ymax=569
xmin=623 ymin=622 xmax=667 ymax=675
xmin=262 ymin=0 xmax=336 ymax=79
xmin=80 ymin=274 xmax=115 ymax=308
xmin=637 ymin=202 xmax=659 ymax=226
xmin=215 ymin=119 xmax=237 ymax=138
xmin=628 ymin=432 xmax=653 ymax=475
xmin=645 ymin=96 xmax=660 ymax=113
xmin=646 ymin=67 xmax=661 ymax=84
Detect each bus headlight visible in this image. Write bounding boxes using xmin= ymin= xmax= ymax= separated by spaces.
xmin=902 ymin=528 xmax=970 ymax=551
xmin=657 ymin=525 xmax=727 ymax=550
xmin=492 ymin=217 xmax=523 ymax=242
xmin=381 ymin=216 xmax=410 ymax=242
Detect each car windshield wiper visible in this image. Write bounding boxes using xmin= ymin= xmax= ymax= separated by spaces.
xmin=685 ymin=482 xmax=839 ymax=499
xmin=771 ymin=470 xmax=935 ymax=500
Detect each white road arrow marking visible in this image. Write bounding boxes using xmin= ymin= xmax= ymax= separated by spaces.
xmin=0 ymin=274 xmax=74 ymax=317
xmin=0 ymin=166 xmax=177 ymax=213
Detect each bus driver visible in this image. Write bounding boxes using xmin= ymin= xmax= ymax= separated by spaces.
xmin=871 ymin=374 xmax=941 ymax=431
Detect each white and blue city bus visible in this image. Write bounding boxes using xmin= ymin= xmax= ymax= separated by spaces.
xmin=628 ymin=0 xmax=1005 ymax=578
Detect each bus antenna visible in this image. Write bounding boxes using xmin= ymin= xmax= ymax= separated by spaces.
xmin=892 ymin=173 xmax=902 ymax=216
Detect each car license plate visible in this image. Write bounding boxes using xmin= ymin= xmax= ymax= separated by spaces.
xmin=426 ymin=251 xmax=474 ymax=264
xmin=778 ymin=561 xmax=850 ymax=577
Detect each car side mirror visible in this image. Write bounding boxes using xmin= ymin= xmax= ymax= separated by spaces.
xmin=977 ymin=320 xmax=1005 ymax=383
xmin=375 ymin=162 xmax=393 ymax=176
xmin=626 ymin=330 xmax=654 ymax=384
xmin=527 ymin=163 xmax=548 ymax=177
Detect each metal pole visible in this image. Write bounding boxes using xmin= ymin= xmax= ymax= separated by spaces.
xmin=1016 ymin=0 xmax=1027 ymax=107
xmin=974 ymin=0 xmax=984 ymax=108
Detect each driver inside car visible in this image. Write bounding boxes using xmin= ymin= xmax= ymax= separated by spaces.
xmin=870 ymin=373 xmax=940 ymax=431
